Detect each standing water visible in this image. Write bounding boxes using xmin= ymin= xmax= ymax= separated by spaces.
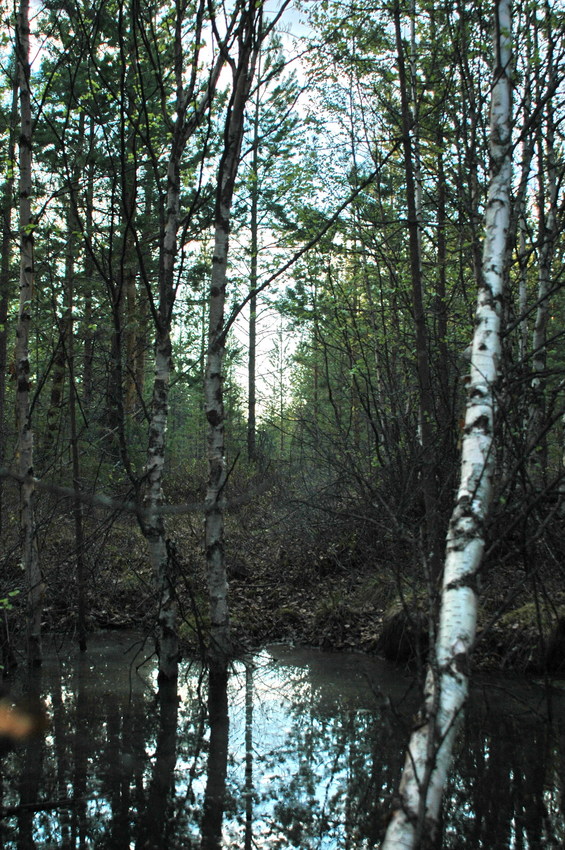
xmin=0 ymin=633 xmax=564 ymax=848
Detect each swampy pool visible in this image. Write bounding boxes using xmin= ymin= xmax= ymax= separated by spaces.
xmin=1 ymin=632 xmax=565 ymax=849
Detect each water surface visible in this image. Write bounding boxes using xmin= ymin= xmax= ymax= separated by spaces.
xmin=1 ymin=633 xmax=564 ymax=848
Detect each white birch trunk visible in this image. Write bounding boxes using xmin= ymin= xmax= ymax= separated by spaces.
xmin=247 ymin=57 xmax=261 ymax=464
xmin=15 ymin=0 xmax=42 ymax=666
xmin=142 ymin=18 xmax=225 ymax=680
xmin=0 ymin=69 xmax=18 ymax=538
xmin=381 ymin=2 xmax=512 ymax=846
xmin=205 ymin=5 xmax=262 ymax=665
xmin=145 ymin=321 xmax=177 ymax=680
xmin=205 ymin=216 xmax=230 ymax=661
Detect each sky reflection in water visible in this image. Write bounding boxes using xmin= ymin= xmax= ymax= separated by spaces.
xmin=0 ymin=633 xmax=564 ymax=849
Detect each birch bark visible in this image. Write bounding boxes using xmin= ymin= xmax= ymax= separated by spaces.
xmin=143 ymin=141 xmax=180 ymax=679
xmin=247 ymin=61 xmax=261 ymax=464
xmin=381 ymin=1 xmax=512 ymax=846
xmin=0 ymin=69 xmax=18 ymax=537
xmin=0 ymin=69 xmax=19 ymax=534
xmin=15 ymin=0 xmax=42 ymax=666
xmin=65 ymin=199 xmax=87 ymax=651
xmin=141 ymin=1 xmax=224 ymax=680
xmin=205 ymin=2 xmax=263 ymax=665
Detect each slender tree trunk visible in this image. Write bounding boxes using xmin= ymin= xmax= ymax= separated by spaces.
xmin=107 ymin=266 xmax=131 ymax=470
xmin=122 ymin=130 xmax=139 ymax=417
xmin=381 ymin=2 xmax=512 ymax=846
xmin=135 ymin=3 xmax=207 ymax=680
xmin=429 ymin=5 xmax=449 ymax=435
xmin=65 ymin=201 xmax=87 ymax=651
xmin=517 ymin=218 xmax=529 ymax=363
xmin=527 ymin=80 xmax=556 ymax=477
xmin=511 ymin=20 xmax=533 ymax=368
xmin=433 ymin=94 xmax=454 ymax=472
xmin=247 ymin=75 xmax=261 ymax=464
xmin=82 ymin=119 xmax=96 ymax=411
xmin=393 ymin=1 xmax=442 ymax=582
xmin=205 ymin=3 xmax=262 ymax=665
xmin=455 ymin=0 xmax=484 ymax=295
xmin=145 ymin=319 xmax=177 ymax=680
xmin=43 ymin=313 xmax=68 ymax=462
xmin=143 ymin=127 xmax=180 ymax=676
xmin=561 ymin=407 xmax=565 ymax=508
xmin=15 ymin=0 xmax=42 ymax=666
xmin=135 ymin=0 xmax=225 ymax=680
xmin=0 ymin=70 xmax=18 ymax=536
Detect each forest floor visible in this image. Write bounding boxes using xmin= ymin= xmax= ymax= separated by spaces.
xmin=80 ymin=486 xmax=565 ymax=677
xmin=3 ymin=475 xmax=564 ymax=675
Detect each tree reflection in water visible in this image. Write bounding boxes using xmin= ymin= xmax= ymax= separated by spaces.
xmin=136 ymin=677 xmax=178 ymax=849
xmin=200 ymin=661 xmax=229 ymax=850
xmin=0 ymin=634 xmax=563 ymax=849
xmin=16 ymin=668 xmax=43 ymax=850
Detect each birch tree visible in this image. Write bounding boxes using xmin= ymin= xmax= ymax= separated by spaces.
xmin=247 ymin=56 xmax=261 ymax=464
xmin=204 ymin=1 xmax=295 ymax=664
xmin=0 ymin=67 xmax=17 ymax=536
xmin=205 ymin=0 xmax=265 ymax=666
xmin=139 ymin=0 xmax=224 ymax=681
xmin=381 ymin=0 xmax=513 ymax=845
xmin=15 ymin=0 xmax=43 ymax=666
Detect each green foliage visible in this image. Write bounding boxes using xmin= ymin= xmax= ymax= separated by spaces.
xmin=0 ymin=590 xmax=20 ymax=611
xmin=0 ymin=0 xmax=563 ymax=687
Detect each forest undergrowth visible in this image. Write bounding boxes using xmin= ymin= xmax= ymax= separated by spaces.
xmin=1 ymin=469 xmax=563 ymax=677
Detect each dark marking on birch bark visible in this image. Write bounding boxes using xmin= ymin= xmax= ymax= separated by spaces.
xmin=148 ymin=424 xmax=165 ymax=444
xmin=465 ymin=414 xmax=490 ymax=433
xmin=468 ymin=385 xmax=487 ymax=401
xmin=206 ymin=540 xmax=224 ymax=559
xmin=452 ymin=650 xmax=470 ymax=676
xmin=445 ymin=573 xmax=480 ymax=593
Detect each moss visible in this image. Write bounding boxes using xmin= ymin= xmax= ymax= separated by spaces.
xmin=498 ymin=601 xmax=562 ymax=635
xmin=491 ymin=600 xmax=565 ymax=673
